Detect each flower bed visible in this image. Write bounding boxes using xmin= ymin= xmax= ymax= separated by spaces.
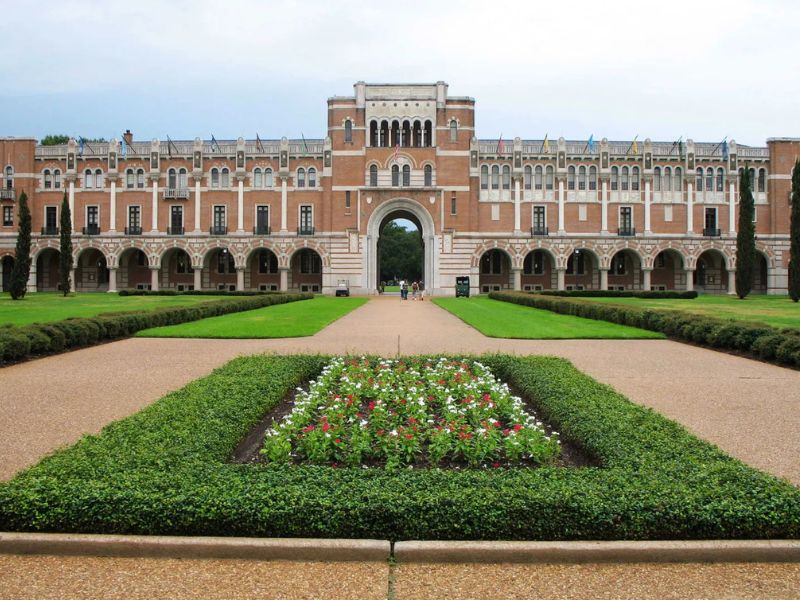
xmin=261 ymin=357 xmax=560 ymax=468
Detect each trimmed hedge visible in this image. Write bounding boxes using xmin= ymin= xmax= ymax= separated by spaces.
xmin=540 ymin=290 xmax=698 ymax=299
xmin=0 ymin=293 xmax=312 ymax=366
xmin=118 ymin=290 xmax=285 ymax=297
xmin=0 ymin=354 xmax=797 ymax=540
xmin=489 ymin=291 xmax=800 ymax=368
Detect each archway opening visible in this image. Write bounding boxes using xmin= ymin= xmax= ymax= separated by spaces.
xmin=694 ymin=249 xmax=728 ymax=294
xmin=479 ymin=249 xmax=512 ymax=293
xmin=247 ymin=248 xmax=280 ymax=291
xmin=290 ymin=248 xmax=322 ymax=293
xmin=1 ymin=256 xmax=14 ymax=292
xmin=522 ymin=250 xmax=555 ymax=291
xmin=119 ymin=248 xmax=150 ymax=291
xmin=36 ymin=248 xmax=61 ymax=292
xmin=565 ymin=249 xmax=599 ymax=290
xmin=608 ymin=249 xmax=642 ymax=291
xmin=377 ymin=212 xmax=423 ymax=292
xmin=205 ymin=248 xmax=236 ymax=292
xmin=161 ymin=248 xmax=195 ymax=291
xmin=753 ymin=252 xmax=768 ymax=294
xmin=75 ymin=249 xmax=109 ymax=292
xmin=652 ymin=249 xmax=686 ymax=291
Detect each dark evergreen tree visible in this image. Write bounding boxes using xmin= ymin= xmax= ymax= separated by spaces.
xmin=59 ymin=193 xmax=74 ymax=296
xmin=735 ymin=165 xmax=756 ymax=299
xmin=378 ymin=220 xmax=423 ymax=282
xmin=789 ymin=159 xmax=800 ymax=302
xmin=9 ymin=192 xmax=32 ymax=300
xmin=40 ymin=134 xmax=70 ymax=146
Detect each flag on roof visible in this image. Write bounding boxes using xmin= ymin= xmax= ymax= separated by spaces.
xmin=78 ymin=137 xmax=85 ymax=157
xmin=211 ymin=135 xmax=221 ymax=153
xmin=121 ymin=138 xmax=127 ymax=159
xmin=167 ymin=135 xmax=178 ymax=157
xmin=586 ymin=134 xmax=595 ymax=153
xmin=497 ymin=134 xmax=504 ymax=154
xmin=302 ymin=134 xmax=309 ymax=157
xmin=631 ymin=136 xmax=639 ymax=155
xmin=542 ymin=134 xmax=550 ymax=153
xmin=722 ymin=139 xmax=729 ymax=161
xmin=256 ymin=133 xmax=264 ymax=153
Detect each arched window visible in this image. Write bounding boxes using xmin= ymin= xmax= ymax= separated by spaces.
xmin=674 ymin=167 xmax=682 ymax=192
xmin=221 ymin=167 xmax=230 ymax=188
xmin=254 ymin=168 xmax=262 ymax=188
xmin=663 ymin=167 xmax=671 ymax=191
xmin=84 ymin=169 xmax=94 ymax=189
xmin=136 ymin=168 xmax=145 ymax=189
xmin=491 ymin=165 xmax=500 ymax=190
xmin=545 ymin=165 xmax=554 ymax=190
xmin=211 ymin=168 xmax=219 ymax=188
xmin=95 ymin=168 xmax=103 ymax=189
xmin=54 ymin=169 xmax=61 ymax=189
xmin=178 ymin=168 xmax=187 ymax=189
xmin=748 ymin=168 xmax=756 ymax=192
xmin=695 ymin=167 xmax=704 ymax=192
xmin=43 ymin=169 xmax=52 ymax=189
xmin=523 ymin=165 xmax=532 ymax=190
xmin=449 ymin=119 xmax=458 ymax=142
xmin=758 ymin=168 xmax=766 ymax=193
xmin=578 ymin=166 xmax=587 ymax=191
xmin=589 ymin=166 xmax=597 ymax=191
xmin=424 ymin=120 xmax=432 ymax=147
xmin=502 ymin=165 xmax=511 ymax=190
xmin=369 ymin=121 xmax=378 ymax=147
xmin=567 ymin=166 xmax=576 ymax=190
xmin=168 ymin=168 xmax=177 ymax=189
xmin=308 ymin=168 xmax=316 ymax=188
xmin=369 ymin=164 xmax=378 ymax=187
xmin=392 ymin=165 xmax=399 ymax=187
xmin=402 ymin=164 xmax=410 ymax=186
xmin=611 ymin=166 xmax=619 ymax=191
xmin=344 ymin=119 xmax=352 ymax=143
xmin=264 ymin=168 xmax=273 ymax=188
xmin=534 ymin=166 xmax=543 ymax=190
xmin=705 ymin=167 xmax=714 ymax=192
xmin=297 ymin=168 xmax=306 ymax=188
xmin=621 ymin=166 xmax=629 ymax=191
xmin=654 ymin=167 xmax=661 ymax=191
xmin=126 ymin=169 xmax=134 ymax=189
xmin=424 ymin=164 xmax=432 ymax=187
xmin=631 ymin=166 xmax=640 ymax=191
xmin=716 ymin=167 xmax=725 ymax=192
xmin=480 ymin=165 xmax=488 ymax=190
xmin=3 ymin=165 xmax=12 ymax=190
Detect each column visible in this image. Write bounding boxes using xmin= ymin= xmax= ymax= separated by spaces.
xmin=685 ymin=268 xmax=694 ymax=292
xmin=68 ymin=180 xmax=76 ymax=232
xmin=107 ymin=268 xmax=117 ymax=293
xmin=642 ymin=268 xmax=652 ymax=291
xmin=70 ymin=268 xmax=76 ymax=293
xmin=280 ymin=177 xmax=288 ymax=232
xmin=601 ymin=177 xmax=609 ymax=234
xmin=279 ymin=267 xmax=289 ymax=291
xmin=600 ymin=268 xmax=609 ymax=291
xmin=728 ymin=181 xmax=736 ymax=235
xmin=109 ymin=179 xmax=117 ymax=232
xmin=27 ymin=268 xmax=36 ymax=293
xmin=513 ymin=176 xmax=521 ymax=234
xmin=727 ymin=269 xmax=736 ymax=295
xmin=556 ymin=268 xmax=566 ymax=291
xmin=237 ymin=178 xmax=244 ymax=232
xmin=644 ymin=178 xmax=651 ymax=235
xmin=512 ymin=268 xmax=521 ymax=291
xmin=193 ymin=267 xmax=202 ymax=291
xmin=236 ymin=267 xmax=245 ymax=291
xmin=557 ymin=178 xmax=565 ymax=234
xmin=151 ymin=178 xmax=159 ymax=232
xmin=150 ymin=267 xmax=159 ymax=291
xmin=194 ymin=178 xmax=202 ymax=232
xmin=686 ymin=181 xmax=694 ymax=234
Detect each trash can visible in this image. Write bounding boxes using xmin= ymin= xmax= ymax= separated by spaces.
xmin=455 ymin=276 xmax=470 ymax=298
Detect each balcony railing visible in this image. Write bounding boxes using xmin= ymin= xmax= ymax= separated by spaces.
xmin=703 ymin=227 xmax=721 ymax=237
xmin=253 ymin=224 xmax=271 ymax=235
xmin=167 ymin=226 xmax=185 ymax=235
xmin=210 ymin=225 xmax=228 ymax=235
xmin=164 ymin=188 xmax=190 ymax=199
xmin=531 ymin=226 xmax=549 ymax=237
xmin=125 ymin=226 xmax=143 ymax=235
xmin=82 ymin=224 xmax=101 ymax=236
xmin=297 ymin=226 xmax=315 ymax=236
xmin=0 ymin=189 xmax=15 ymax=200
xmin=618 ymin=227 xmax=636 ymax=237
xmin=41 ymin=226 xmax=59 ymax=236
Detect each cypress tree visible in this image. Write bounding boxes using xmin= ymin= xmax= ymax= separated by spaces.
xmin=9 ymin=191 xmax=32 ymax=300
xmin=735 ymin=165 xmax=756 ymax=299
xmin=789 ymin=159 xmax=800 ymax=302
xmin=59 ymin=193 xmax=74 ymax=296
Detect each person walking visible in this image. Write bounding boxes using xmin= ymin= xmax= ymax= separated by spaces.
xmin=401 ymin=279 xmax=408 ymax=300
xmin=411 ymin=280 xmax=419 ymax=300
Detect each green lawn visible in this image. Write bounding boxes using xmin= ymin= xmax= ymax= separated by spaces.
xmin=0 ymin=292 xmax=229 ymax=326
xmin=569 ymin=294 xmax=800 ymax=329
xmin=383 ymin=285 xmax=400 ymax=292
xmin=136 ymin=296 xmax=367 ymax=338
xmin=433 ymin=296 xmax=664 ymax=339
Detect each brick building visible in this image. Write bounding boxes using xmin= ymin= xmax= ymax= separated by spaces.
xmin=1 ymin=81 xmax=798 ymax=295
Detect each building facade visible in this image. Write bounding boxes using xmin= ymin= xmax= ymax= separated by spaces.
xmin=1 ymin=81 xmax=798 ymax=295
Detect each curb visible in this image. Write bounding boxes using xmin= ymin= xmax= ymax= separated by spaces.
xmin=0 ymin=533 xmax=389 ymax=562
xmin=393 ymin=540 xmax=800 ymax=564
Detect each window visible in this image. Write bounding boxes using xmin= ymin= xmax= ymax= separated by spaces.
xmin=566 ymin=252 xmax=585 ymax=275
xmin=258 ymin=250 xmax=277 ymax=273
xmin=748 ymin=168 xmax=756 ymax=193
xmin=611 ymin=254 xmax=626 ymax=275
xmin=545 ymin=166 xmax=554 ymax=190
xmin=533 ymin=205 xmax=546 ymax=232
xmin=696 ymin=167 xmax=704 ymax=192
xmin=43 ymin=170 xmax=52 ymax=189
xmin=345 ymin=191 xmax=351 ymax=210
xmin=480 ymin=251 xmax=505 ymax=275
xmin=308 ymin=168 xmax=316 ymax=188
xmin=402 ymin=164 xmax=410 ymax=187
xmin=449 ymin=119 xmax=457 ymax=142
xmin=392 ymin=165 xmax=400 ymax=187
xmin=480 ymin=165 xmax=488 ymax=190
xmin=254 ymin=168 xmax=262 ymax=188
xmin=577 ymin=166 xmax=586 ymax=191
xmin=54 ymin=169 xmax=61 ymax=189
xmin=502 ymin=165 xmax=511 ymax=190
xmin=211 ymin=168 xmax=219 ymax=188
xmin=654 ymin=167 xmax=661 ymax=191
xmin=716 ymin=167 xmax=725 ymax=192
xmin=297 ymin=168 xmax=306 ymax=188
xmin=300 ymin=205 xmax=313 ymax=231
xmin=450 ymin=193 xmax=457 ymax=215
xmin=176 ymin=252 xmax=193 ymax=274
xmin=621 ymin=166 xmax=629 ymax=191
xmin=264 ymin=168 xmax=273 ymax=188
xmin=705 ymin=167 xmax=713 ymax=192
xmin=611 ymin=167 xmax=619 ymax=191
xmin=178 ymin=168 xmax=187 ymax=189
xmin=4 ymin=166 xmax=13 ymax=189
xmin=84 ymin=169 xmax=94 ymax=189
xmin=567 ymin=166 xmax=576 ymax=190
xmin=256 ymin=205 xmax=269 ymax=233
xmin=491 ymin=166 xmax=499 ymax=190
xmin=221 ymin=168 xmax=230 ymax=188
xmin=758 ymin=168 xmax=766 ymax=193
xmin=523 ymin=166 xmax=532 ymax=190
xmin=535 ymin=166 xmax=543 ymax=190
xmin=136 ymin=169 xmax=145 ymax=189
xmin=128 ymin=206 xmax=141 ymax=230
xmin=620 ymin=206 xmax=632 ymax=231
xmin=217 ymin=251 xmax=235 ymax=274
xmin=663 ymin=167 xmax=672 ymax=191
xmin=631 ymin=166 xmax=640 ymax=191
xmin=95 ymin=168 xmax=103 ymax=189
xmin=170 ymin=205 xmax=183 ymax=232
xmin=705 ymin=207 xmax=717 ymax=231
xmin=2 ymin=206 xmax=12 ymax=226
xmin=45 ymin=206 xmax=57 ymax=230
xmin=524 ymin=251 xmax=545 ymax=275
xmin=126 ymin=169 xmax=135 ymax=189
xmin=87 ymin=205 xmax=99 ymax=226
xmin=300 ymin=249 xmax=321 ymax=274
xmin=369 ymin=164 xmax=378 ymax=186
xmin=344 ymin=119 xmax=352 ymax=143
xmin=168 ymin=168 xmax=177 ymax=189
xmin=213 ymin=205 xmax=226 ymax=229
xmin=424 ymin=164 xmax=432 ymax=186
xmin=674 ymin=167 xmax=682 ymax=192
xmin=589 ymin=166 xmax=597 ymax=191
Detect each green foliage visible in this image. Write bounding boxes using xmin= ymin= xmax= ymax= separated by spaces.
xmin=59 ymin=193 xmax=73 ymax=296
xmin=0 ymin=354 xmax=797 ymax=540
xmin=736 ymin=165 xmax=756 ymax=299
xmin=490 ymin=291 xmax=800 ymax=367
xmin=790 ymin=159 xmax=800 ymax=302
xmin=0 ymin=293 xmax=311 ymax=365
xmin=9 ymin=192 xmax=32 ymax=300
xmin=40 ymin=134 xmax=70 ymax=146
xmin=379 ymin=221 xmax=423 ymax=283
xmin=540 ymin=290 xmax=698 ymax=299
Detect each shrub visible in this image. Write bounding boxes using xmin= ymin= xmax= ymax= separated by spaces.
xmin=540 ymin=290 xmax=698 ymax=299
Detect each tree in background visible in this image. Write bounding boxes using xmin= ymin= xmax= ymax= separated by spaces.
xmin=378 ymin=221 xmax=423 ymax=283
xmin=789 ymin=159 xmax=800 ymax=302
xmin=735 ymin=165 xmax=756 ymax=299
xmin=59 ymin=193 xmax=74 ymax=296
xmin=40 ymin=134 xmax=70 ymax=146
xmin=9 ymin=192 xmax=32 ymax=299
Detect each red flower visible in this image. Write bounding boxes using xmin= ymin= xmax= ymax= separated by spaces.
xmin=492 ymin=462 xmax=501 ymax=469
xmin=303 ymin=425 xmax=316 ymax=433
xmin=513 ymin=424 xmax=523 ymax=432
xmin=322 ymin=422 xmax=331 ymax=432
xmin=334 ymin=438 xmax=341 ymax=444
xmin=483 ymin=393 xmax=491 ymax=402
xmin=368 ymin=401 xmax=376 ymax=411
xmin=404 ymin=434 xmax=414 ymax=440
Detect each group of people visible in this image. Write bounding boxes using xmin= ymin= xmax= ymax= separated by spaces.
xmin=398 ymin=279 xmax=423 ymax=301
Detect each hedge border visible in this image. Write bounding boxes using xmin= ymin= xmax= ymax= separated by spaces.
xmin=540 ymin=290 xmax=698 ymax=299
xmin=0 ymin=293 xmax=312 ymax=366
xmin=118 ymin=290 xmax=284 ymax=297
xmin=0 ymin=354 xmax=797 ymax=541
xmin=489 ymin=291 xmax=800 ymax=368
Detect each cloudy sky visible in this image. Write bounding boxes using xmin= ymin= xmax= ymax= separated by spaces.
xmin=1 ymin=0 xmax=797 ymax=146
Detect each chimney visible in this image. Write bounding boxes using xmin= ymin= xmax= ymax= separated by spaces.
xmin=123 ymin=130 xmax=133 ymax=146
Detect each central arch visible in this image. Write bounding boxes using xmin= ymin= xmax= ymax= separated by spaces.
xmin=366 ymin=198 xmax=436 ymax=294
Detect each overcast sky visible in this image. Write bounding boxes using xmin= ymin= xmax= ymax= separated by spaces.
xmin=1 ymin=0 xmax=797 ymax=146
